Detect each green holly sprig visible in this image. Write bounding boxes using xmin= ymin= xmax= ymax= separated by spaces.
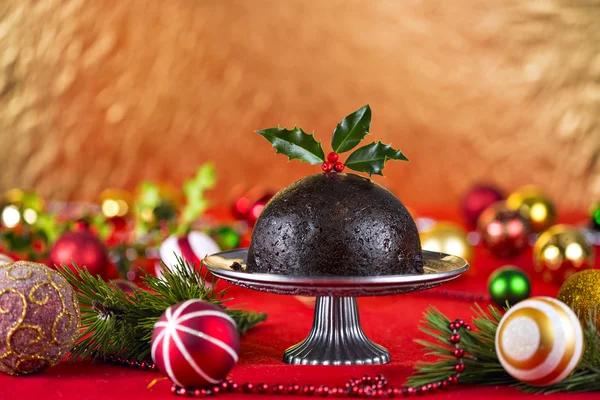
xmin=256 ymin=105 xmax=408 ymax=176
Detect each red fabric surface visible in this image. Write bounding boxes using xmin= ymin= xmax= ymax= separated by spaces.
xmin=1 ymin=211 xmax=598 ymax=399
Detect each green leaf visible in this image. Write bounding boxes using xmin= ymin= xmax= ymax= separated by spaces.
xmin=345 ymin=141 xmax=408 ymax=176
xmin=256 ymin=126 xmax=325 ymax=164
xmin=331 ymin=104 xmax=371 ymax=153
xmin=178 ymin=163 xmax=217 ymax=234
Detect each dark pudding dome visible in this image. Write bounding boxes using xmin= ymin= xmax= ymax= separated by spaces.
xmin=246 ymin=173 xmax=423 ymax=276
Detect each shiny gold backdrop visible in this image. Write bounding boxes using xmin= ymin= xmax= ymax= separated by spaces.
xmin=1 ymin=0 xmax=599 ymax=210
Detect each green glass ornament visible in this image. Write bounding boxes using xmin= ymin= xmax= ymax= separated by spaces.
xmin=211 ymin=226 xmax=241 ymax=250
xmin=591 ymin=201 xmax=600 ymax=230
xmin=488 ymin=266 xmax=531 ymax=307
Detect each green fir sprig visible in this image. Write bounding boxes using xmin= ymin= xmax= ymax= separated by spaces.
xmin=57 ymin=256 xmax=267 ymax=362
xmin=408 ymin=305 xmax=600 ymax=394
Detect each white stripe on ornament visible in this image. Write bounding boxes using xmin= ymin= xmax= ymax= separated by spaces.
xmin=151 ymin=328 xmax=167 ymax=363
xmin=176 ymin=310 xmax=237 ymax=328
xmin=163 ymin=327 xmax=184 ymax=387
xmin=166 ymin=306 xmax=174 ymax=321
xmin=170 ymin=328 xmax=219 ymax=384
xmin=175 ymin=324 xmax=239 ymax=362
xmin=155 ymin=321 xmax=169 ymax=328
xmin=542 ymin=297 xmax=584 ymax=385
xmin=173 ymin=299 xmax=198 ymax=320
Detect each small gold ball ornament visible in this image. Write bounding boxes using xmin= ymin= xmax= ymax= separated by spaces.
xmin=557 ymin=269 xmax=600 ymax=330
xmin=420 ymin=222 xmax=473 ymax=263
xmin=506 ymin=186 xmax=556 ymax=233
xmin=533 ymin=225 xmax=595 ymax=284
xmin=496 ymin=296 xmax=584 ymax=386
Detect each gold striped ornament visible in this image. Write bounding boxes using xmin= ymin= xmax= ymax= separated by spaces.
xmin=495 ymin=296 xmax=584 ymax=386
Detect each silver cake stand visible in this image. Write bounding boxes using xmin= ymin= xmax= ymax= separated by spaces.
xmin=203 ymin=249 xmax=468 ymax=366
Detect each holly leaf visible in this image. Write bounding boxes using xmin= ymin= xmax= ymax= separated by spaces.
xmin=331 ymin=105 xmax=371 ymax=153
xmin=256 ymin=126 xmax=325 ymax=164
xmin=346 ymin=141 xmax=408 ymax=176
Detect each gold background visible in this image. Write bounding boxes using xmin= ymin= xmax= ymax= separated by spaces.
xmin=1 ymin=0 xmax=599 ymax=210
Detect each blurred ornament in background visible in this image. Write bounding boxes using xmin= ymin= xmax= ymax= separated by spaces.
xmin=488 ymin=266 xmax=531 ymax=307
xmin=461 ymin=185 xmax=504 ymax=228
xmin=495 ymin=297 xmax=583 ymax=387
xmin=533 ymin=224 xmax=594 ymax=285
xmin=506 ymin=186 xmax=556 ymax=233
xmin=0 ymin=253 xmax=13 ymax=265
xmin=1 ymin=189 xmax=45 ymax=229
xmin=210 ymin=226 xmax=241 ymax=250
xmin=231 ymin=188 xmax=273 ymax=225
xmin=247 ymin=193 xmax=273 ymax=225
xmin=590 ymin=201 xmax=600 ymax=231
xmin=477 ymin=202 xmax=530 ymax=258
xmin=49 ymin=230 xmax=109 ymax=277
xmin=99 ymin=189 xmax=132 ymax=218
xmin=420 ymin=222 xmax=473 ymax=263
xmin=158 ymin=231 xmax=220 ymax=276
xmin=557 ymin=269 xmax=600 ymax=330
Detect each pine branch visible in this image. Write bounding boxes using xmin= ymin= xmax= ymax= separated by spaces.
xmin=57 ymin=256 xmax=267 ymax=362
xmin=408 ymin=305 xmax=600 ymax=393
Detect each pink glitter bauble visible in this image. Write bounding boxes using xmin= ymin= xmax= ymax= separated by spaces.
xmin=0 ymin=261 xmax=80 ymax=375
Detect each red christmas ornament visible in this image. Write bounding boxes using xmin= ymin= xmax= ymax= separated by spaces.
xmin=151 ymin=300 xmax=240 ymax=388
xmin=461 ymin=185 xmax=504 ymax=228
xmin=477 ymin=202 xmax=530 ymax=258
xmin=247 ymin=194 xmax=272 ymax=225
xmin=49 ymin=230 xmax=109 ymax=277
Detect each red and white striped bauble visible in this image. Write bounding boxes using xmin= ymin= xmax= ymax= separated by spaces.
xmin=495 ymin=296 xmax=584 ymax=386
xmin=157 ymin=232 xmax=220 ymax=276
xmin=151 ymin=300 xmax=239 ymax=388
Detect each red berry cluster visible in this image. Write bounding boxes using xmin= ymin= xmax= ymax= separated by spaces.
xmin=169 ymin=319 xmax=470 ymax=398
xmin=322 ymin=152 xmax=345 ymax=173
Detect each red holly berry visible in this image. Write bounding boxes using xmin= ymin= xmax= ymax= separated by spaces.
xmin=450 ymin=333 xmax=461 ymax=343
xmin=322 ymin=162 xmax=334 ymax=172
xmin=327 ymin=152 xmax=339 ymax=163
xmin=334 ymin=162 xmax=345 ymax=172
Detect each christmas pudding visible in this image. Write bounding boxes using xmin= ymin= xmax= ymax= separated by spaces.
xmin=246 ymin=105 xmax=423 ymax=277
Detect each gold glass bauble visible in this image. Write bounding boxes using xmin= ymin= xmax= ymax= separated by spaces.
xmin=506 ymin=186 xmax=556 ymax=233
xmin=420 ymin=222 xmax=473 ymax=263
xmin=557 ymin=269 xmax=600 ymax=330
xmin=533 ymin=224 xmax=595 ymax=285
xmin=496 ymin=297 xmax=584 ymax=386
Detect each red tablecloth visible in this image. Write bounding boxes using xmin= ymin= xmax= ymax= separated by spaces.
xmin=1 ymin=212 xmax=598 ymax=400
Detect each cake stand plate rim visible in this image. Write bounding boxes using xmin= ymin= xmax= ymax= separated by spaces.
xmin=202 ymin=249 xmax=469 ymax=293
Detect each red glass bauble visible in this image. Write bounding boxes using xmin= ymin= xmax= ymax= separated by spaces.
xmin=477 ymin=202 xmax=530 ymax=258
xmin=49 ymin=230 xmax=109 ymax=277
xmin=151 ymin=300 xmax=239 ymax=388
xmin=461 ymin=185 xmax=504 ymax=228
xmin=247 ymin=194 xmax=273 ymax=225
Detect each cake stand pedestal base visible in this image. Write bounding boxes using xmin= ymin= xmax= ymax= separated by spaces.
xmin=283 ymin=296 xmax=390 ymax=365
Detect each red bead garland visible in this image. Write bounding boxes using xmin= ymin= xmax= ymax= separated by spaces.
xmin=166 ymin=318 xmax=471 ymax=397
